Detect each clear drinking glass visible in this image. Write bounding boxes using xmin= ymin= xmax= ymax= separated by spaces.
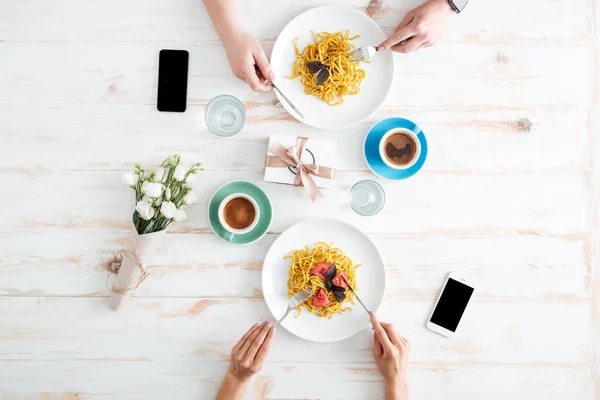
xmin=348 ymin=180 xmax=386 ymax=216
xmin=205 ymin=95 xmax=246 ymax=137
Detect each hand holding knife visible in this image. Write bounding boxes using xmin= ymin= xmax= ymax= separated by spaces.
xmin=341 ymin=275 xmax=381 ymax=332
xmin=254 ymin=64 xmax=304 ymax=119
xmin=269 ymin=82 xmax=304 ymax=119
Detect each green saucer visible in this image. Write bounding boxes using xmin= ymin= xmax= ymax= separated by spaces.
xmin=208 ymin=181 xmax=273 ymax=245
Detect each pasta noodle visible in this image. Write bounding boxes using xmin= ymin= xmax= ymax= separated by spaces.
xmin=286 ymin=242 xmax=361 ymax=319
xmin=287 ymin=31 xmax=367 ymax=106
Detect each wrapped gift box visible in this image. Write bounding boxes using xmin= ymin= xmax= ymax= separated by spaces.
xmin=264 ymin=135 xmax=337 ymax=190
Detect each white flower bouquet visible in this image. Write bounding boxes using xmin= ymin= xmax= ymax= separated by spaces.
xmin=122 ymin=155 xmax=202 ymax=234
xmin=107 ymin=155 xmax=202 ymax=311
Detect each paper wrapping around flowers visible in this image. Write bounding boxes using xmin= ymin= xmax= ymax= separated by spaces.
xmin=264 ymin=135 xmax=337 ymax=189
xmin=108 ymin=229 xmax=166 ymax=312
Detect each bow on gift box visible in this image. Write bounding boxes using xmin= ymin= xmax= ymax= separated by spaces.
xmin=265 ymin=137 xmax=334 ymax=202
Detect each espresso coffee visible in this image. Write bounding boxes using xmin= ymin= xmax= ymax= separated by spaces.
xmin=383 ymin=132 xmax=417 ymax=166
xmin=223 ymin=197 xmax=256 ymax=230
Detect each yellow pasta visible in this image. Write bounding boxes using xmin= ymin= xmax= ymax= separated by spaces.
xmin=286 ymin=242 xmax=361 ymax=319
xmin=287 ymin=31 xmax=367 ymax=106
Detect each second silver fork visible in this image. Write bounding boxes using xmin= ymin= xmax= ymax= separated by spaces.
xmin=348 ymin=41 xmax=409 ymax=62
xmin=348 ymin=45 xmax=378 ymax=62
xmin=274 ymin=289 xmax=313 ymax=327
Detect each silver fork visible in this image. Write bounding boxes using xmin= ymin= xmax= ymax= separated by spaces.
xmin=348 ymin=40 xmax=411 ymax=62
xmin=348 ymin=45 xmax=377 ymax=62
xmin=274 ymin=289 xmax=313 ymax=327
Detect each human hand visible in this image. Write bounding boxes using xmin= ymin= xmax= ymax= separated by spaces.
xmin=370 ymin=313 xmax=410 ymax=399
xmin=216 ymin=321 xmax=276 ymax=400
xmin=228 ymin=321 xmax=276 ymax=382
xmin=223 ymin=31 xmax=274 ymax=92
xmin=377 ymin=0 xmax=455 ymax=54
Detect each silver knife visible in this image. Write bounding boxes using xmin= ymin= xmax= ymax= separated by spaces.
xmin=271 ymin=82 xmax=305 ymax=119
xmin=253 ymin=65 xmax=305 ymax=119
xmin=342 ymin=274 xmax=370 ymax=314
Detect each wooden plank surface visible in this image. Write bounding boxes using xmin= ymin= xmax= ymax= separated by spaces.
xmin=0 ymin=171 xmax=589 ymax=238
xmin=0 ymin=297 xmax=590 ymax=364
xmin=0 ymin=0 xmax=597 ymax=398
xmin=0 ymin=0 xmax=592 ymax=43
xmin=0 ymin=234 xmax=589 ymax=299
xmin=0 ymin=362 xmax=593 ymax=400
xmin=0 ymin=42 xmax=591 ymax=108
xmin=590 ymin=0 xmax=600 ymax=397
xmin=0 ymin=106 xmax=591 ymax=171
xmin=0 ymin=297 xmax=592 ymax=399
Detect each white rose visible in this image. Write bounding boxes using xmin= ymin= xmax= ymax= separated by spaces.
xmin=122 ymin=173 xmax=138 ymax=187
xmin=135 ymin=200 xmax=154 ymax=220
xmin=160 ymin=201 xmax=178 ymax=219
xmin=154 ymin=197 xmax=162 ymax=207
xmin=185 ymin=173 xmax=196 ymax=184
xmin=183 ymin=191 xmax=198 ymax=205
xmin=142 ymin=181 xmax=163 ymax=198
xmin=173 ymin=165 xmax=187 ymax=181
xmin=154 ymin=168 xmax=165 ymax=183
xmin=174 ymin=208 xmax=187 ymax=222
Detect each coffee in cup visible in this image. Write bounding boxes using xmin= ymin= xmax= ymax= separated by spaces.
xmin=379 ymin=128 xmax=421 ymax=170
xmin=218 ymin=193 xmax=260 ymax=235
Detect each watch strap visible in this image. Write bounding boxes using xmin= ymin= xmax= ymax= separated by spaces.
xmin=448 ymin=0 xmax=468 ymax=13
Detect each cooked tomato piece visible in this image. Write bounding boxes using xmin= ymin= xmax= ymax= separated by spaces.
xmin=310 ymin=262 xmax=332 ymax=280
xmin=311 ymin=288 xmax=331 ymax=308
xmin=332 ymin=271 xmax=348 ymax=288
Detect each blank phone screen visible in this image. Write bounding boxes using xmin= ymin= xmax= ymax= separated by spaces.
xmin=430 ymin=278 xmax=474 ymax=332
xmin=157 ymin=49 xmax=189 ymax=112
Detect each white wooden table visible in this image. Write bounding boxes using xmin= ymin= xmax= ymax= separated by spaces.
xmin=1 ymin=0 xmax=599 ymax=399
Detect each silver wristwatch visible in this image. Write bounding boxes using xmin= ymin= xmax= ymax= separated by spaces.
xmin=448 ymin=0 xmax=468 ymax=13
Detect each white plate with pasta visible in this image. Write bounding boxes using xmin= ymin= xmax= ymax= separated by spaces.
xmin=261 ymin=219 xmax=386 ymax=342
xmin=270 ymin=6 xmax=395 ymax=130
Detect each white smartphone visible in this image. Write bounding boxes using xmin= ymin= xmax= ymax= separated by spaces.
xmin=427 ymin=272 xmax=475 ymax=338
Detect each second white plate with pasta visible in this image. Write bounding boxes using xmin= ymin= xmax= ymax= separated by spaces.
xmin=270 ymin=6 xmax=395 ymax=130
xmin=262 ymin=219 xmax=386 ymax=342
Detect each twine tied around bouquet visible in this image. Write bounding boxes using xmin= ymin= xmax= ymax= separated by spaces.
xmin=103 ymin=246 xmax=150 ymax=295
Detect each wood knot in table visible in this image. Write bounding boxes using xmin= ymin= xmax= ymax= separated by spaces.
xmin=495 ymin=52 xmax=510 ymax=64
xmin=483 ymin=52 xmax=523 ymax=80
xmin=512 ymin=118 xmax=533 ymax=133
xmin=107 ymin=74 xmax=126 ymax=96
xmin=366 ymin=0 xmax=386 ymax=19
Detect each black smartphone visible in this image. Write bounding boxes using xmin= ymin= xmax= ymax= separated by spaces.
xmin=157 ymin=49 xmax=189 ymax=112
xmin=427 ymin=273 xmax=475 ymax=337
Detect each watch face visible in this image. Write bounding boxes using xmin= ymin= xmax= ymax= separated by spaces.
xmin=451 ymin=0 xmax=468 ymax=12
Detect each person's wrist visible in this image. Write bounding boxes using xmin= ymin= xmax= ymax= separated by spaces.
xmin=225 ymin=368 xmax=250 ymax=386
xmin=384 ymin=376 xmax=409 ymax=397
xmin=220 ymin=25 xmax=244 ymax=43
xmin=384 ymin=375 xmax=407 ymax=385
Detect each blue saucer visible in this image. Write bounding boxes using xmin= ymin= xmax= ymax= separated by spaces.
xmin=363 ymin=117 xmax=428 ymax=180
